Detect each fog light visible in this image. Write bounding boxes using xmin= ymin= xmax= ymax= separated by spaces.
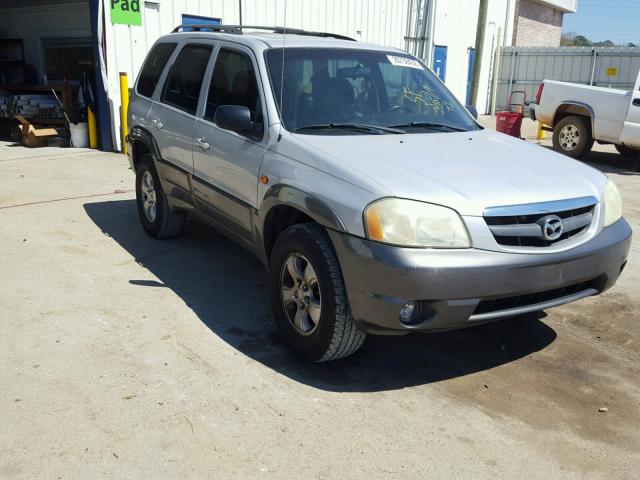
xmin=399 ymin=301 xmax=420 ymax=323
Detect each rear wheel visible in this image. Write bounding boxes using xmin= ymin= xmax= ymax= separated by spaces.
xmin=135 ymin=154 xmax=185 ymax=238
xmin=269 ymin=223 xmax=365 ymax=362
xmin=553 ymin=115 xmax=593 ymax=159
xmin=615 ymin=144 xmax=640 ymax=158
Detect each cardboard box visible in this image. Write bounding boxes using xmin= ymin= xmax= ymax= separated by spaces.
xmin=15 ymin=115 xmax=59 ymax=147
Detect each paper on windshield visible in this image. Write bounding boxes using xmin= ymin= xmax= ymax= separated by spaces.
xmin=386 ymin=55 xmax=422 ymax=69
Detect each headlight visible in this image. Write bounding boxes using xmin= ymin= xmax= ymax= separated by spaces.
xmin=364 ymin=198 xmax=470 ymax=248
xmin=604 ymin=178 xmax=622 ymax=227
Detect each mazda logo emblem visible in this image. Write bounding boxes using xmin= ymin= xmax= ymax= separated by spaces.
xmin=540 ymin=215 xmax=564 ymax=241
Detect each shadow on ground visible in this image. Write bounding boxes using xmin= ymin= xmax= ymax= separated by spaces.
xmin=541 ymin=145 xmax=640 ymax=175
xmin=84 ymin=199 xmax=556 ymax=392
xmin=584 ymin=151 xmax=640 ymax=175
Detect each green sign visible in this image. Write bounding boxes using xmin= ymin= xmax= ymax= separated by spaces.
xmin=111 ymin=0 xmax=142 ymax=26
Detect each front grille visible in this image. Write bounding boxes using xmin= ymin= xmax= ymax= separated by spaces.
xmin=473 ymin=279 xmax=599 ymax=316
xmin=484 ymin=200 xmax=596 ymax=248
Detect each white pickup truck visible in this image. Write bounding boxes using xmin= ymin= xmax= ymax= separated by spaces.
xmin=532 ymin=72 xmax=640 ymax=159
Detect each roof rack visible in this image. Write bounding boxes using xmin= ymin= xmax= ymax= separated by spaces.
xmin=170 ymin=24 xmax=356 ymax=41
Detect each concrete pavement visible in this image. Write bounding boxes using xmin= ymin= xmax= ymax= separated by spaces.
xmin=0 ymin=138 xmax=638 ymax=479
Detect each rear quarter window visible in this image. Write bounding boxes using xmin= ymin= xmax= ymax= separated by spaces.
xmin=137 ymin=43 xmax=177 ymax=98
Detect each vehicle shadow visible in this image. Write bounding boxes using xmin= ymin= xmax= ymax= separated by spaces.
xmin=541 ymin=144 xmax=640 ymax=175
xmin=584 ymin=152 xmax=640 ymax=175
xmin=84 ymin=199 xmax=557 ymax=393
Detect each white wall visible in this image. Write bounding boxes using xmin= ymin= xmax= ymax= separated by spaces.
xmin=535 ymin=0 xmax=578 ymax=13
xmin=241 ymin=0 xmax=410 ymax=49
xmin=0 ymin=2 xmax=90 ymax=82
xmin=432 ymin=0 xmax=515 ymax=112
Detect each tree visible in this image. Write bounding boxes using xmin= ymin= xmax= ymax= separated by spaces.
xmin=573 ymin=35 xmax=591 ymax=46
xmin=593 ymin=40 xmax=615 ymax=47
xmin=561 ymin=32 xmax=636 ymax=48
xmin=561 ymin=32 xmax=578 ymax=46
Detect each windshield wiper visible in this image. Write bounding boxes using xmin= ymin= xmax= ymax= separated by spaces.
xmin=387 ymin=121 xmax=468 ymax=132
xmin=294 ymin=123 xmax=404 ymax=134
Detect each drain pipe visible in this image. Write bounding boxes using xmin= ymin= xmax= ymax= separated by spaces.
xmin=425 ymin=0 xmax=437 ymax=68
xmin=417 ymin=0 xmax=430 ymax=60
xmin=490 ymin=27 xmax=504 ymax=115
xmin=504 ymin=0 xmax=512 ymax=46
xmin=405 ymin=0 xmax=415 ymax=53
xmin=469 ymin=0 xmax=489 ymax=107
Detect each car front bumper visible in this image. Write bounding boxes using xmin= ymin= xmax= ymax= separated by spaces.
xmin=328 ymin=218 xmax=631 ymax=335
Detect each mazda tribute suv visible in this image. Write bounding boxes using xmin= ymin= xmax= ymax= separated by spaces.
xmin=127 ymin=25 xmax=631 ymax=362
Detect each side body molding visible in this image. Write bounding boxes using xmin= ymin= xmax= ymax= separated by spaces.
xmin=128 ymin=130 xmax=348 ymax=267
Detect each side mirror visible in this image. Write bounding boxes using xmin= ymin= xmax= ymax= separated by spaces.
xmin=466 ymin=105 xmax=479 ymax=120
xmin=214 ymin=105 xmax=261 ymax=138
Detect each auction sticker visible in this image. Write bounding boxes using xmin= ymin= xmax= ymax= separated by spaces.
xmin=387 ymin=55 xmax=422 ymax=69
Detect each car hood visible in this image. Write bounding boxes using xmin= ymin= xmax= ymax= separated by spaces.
xmin=291 ymin=128 xmax=606 ymax=216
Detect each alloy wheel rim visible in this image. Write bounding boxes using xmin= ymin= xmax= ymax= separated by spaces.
xmin=141 ymin=171 xmax=157 ymax=222
xmin=280 ymin=253 xmax=322 ymax=336
xmin=559 ymin=124 xmax=580 ymax=151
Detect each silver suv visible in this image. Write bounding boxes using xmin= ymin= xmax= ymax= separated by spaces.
xmin=127 ymin=25 xmax=631 ymax=362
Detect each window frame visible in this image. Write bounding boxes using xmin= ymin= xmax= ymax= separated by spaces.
xmin=135 ymin=42 xmax=178 ymax=99
xmin=159 ymin=42 xmax=214 ymax=116
xmin=197 ymin=41 xmax=267 ymax=142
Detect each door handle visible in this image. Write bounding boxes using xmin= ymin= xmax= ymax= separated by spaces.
xmin=151 ymin=119 xmax=163 ymax=129
xmin=633 ymin=98 xmax=640 ymax=107
xmin=196 ymin=137 xmax=210 ymax=150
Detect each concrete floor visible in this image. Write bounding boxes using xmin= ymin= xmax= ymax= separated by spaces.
xmin=0 ymin=133 xmax=638 ymax=479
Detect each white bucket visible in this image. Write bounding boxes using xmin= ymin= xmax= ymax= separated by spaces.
xmin=69 ymin=122 xmax=89 ymax=148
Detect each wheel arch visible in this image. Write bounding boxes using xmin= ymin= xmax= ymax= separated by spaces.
xmin=129 ymin=126 xmax=161 ymax=171
xmin=257 ymin=185 xmax=347 ymax=263
xmin=553 ymin=102 xmax=595 ymax=136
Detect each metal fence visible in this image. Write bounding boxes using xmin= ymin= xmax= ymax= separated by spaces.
xmin=495 ymin=46 xmax=640 ymax=112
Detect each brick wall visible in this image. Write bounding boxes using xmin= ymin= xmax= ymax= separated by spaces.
xmin=512 ymin=0 xmax=564 ymax=47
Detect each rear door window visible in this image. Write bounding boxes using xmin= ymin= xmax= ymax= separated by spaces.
xmin=161 ymin=44 xmax=212 ymax=115
xmin=137 ymin=43 xmax=176 ymax=98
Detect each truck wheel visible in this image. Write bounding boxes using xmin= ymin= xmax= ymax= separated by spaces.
xmin=553 ymin=115 xmax=593 ymax=159
xmin=135 ymin=154 xmax=185 ymax=238
xmin=269 ymin=223 xmax=365 ymax=362
xmin=615 ymin=144 xmax=640 ymax=158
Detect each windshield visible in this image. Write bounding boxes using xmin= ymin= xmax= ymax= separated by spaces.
xmin=265 ymin=48 xmax=479 ymax=134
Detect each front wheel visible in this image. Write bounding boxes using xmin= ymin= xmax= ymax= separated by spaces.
xmin=552 ymin=115 xmax=593 ymax=159
xmin=269 ymin=223 xmax=365 ymax=362
xmin=615 ymin=144 xmax=640 ymax=158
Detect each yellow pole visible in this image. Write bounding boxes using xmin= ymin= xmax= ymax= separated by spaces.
xmin=87 ymin=105 xmax=98 ymax=149
xmin=119 ymin=72 xmax=129 ymax=154
xmin=537 ymin=121 xmax=546 ymax=141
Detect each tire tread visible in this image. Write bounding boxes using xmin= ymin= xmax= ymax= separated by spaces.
xmin=552 ymin=115 xmax=593 ymax=159
xmin=281 ymin=223 xmax=365 ymax=362
xmin=137 ymin=155 xmax=185 ymax=239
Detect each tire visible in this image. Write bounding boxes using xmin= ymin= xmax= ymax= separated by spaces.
xmin=552 ymin=115 xmax=593 ymax=159
xmin=269 ymin=223 xmax=365 ymax=362
xmin=615 ymin=144 xmax=640 ymax=158
xmin=135 ymin=154 xmax=186 ymax=239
